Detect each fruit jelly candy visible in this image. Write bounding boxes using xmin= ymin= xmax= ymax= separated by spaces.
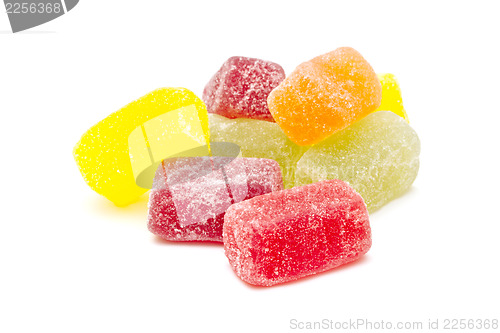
xmin=375 ymin=73 xmax=409 ymax=121
xmin=295 ymin=111 xmax=420 ymax=212
xmin=148 ymin=156 xmax=283 ymax=242
xmin=267 ymin=47 xmax=382 ymax=146
xmin=203 ymin=56 xmax=285 ymax=122
xmin=73 ymin=88 xmax=210 ymax=206
xmin=208 ymin=114 xmax=309 ymax=189
xmin=223 ymin=179 xmax=371 ymax=286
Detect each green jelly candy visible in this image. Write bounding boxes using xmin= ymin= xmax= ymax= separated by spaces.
xmin=295 ymin=111 xmax=420 ymax=211
xmin=209 ymin=114 xmax=309 ymax=188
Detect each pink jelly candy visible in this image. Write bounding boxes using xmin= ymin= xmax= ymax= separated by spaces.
xmin=223 ymin=179 xmax=371 ymax=286
xmin=203 ymin=56 xmax=285 ymax=122
xmin=148 ymin=156 xmax=283 ymax=242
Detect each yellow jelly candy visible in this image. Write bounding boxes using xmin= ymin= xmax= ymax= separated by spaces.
xmin=73 ymin=88 xmax=210 ymax=206
xmin=376 ymin=73 xmax=409 ymax=121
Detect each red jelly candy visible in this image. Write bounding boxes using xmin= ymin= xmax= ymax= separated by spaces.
xmin=148 ymin=156 xmax=283 ymax=242
xmin=223 ymin=179 xmax=371 ymax=286
xmin=203 ymin=56 xmax=285 ymax=122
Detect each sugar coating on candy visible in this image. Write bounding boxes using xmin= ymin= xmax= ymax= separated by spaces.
xmin=148 ymin=157 xmax=283 ymax=242
xmin=223 ymin=180 xmax=371 ymax=286
xmin=375 ymin=73 xmax=409 ymax=121
xmin=203 ymin=56 xmax=285 ymax=122
xmin=268 ymin=47 xmax=382 ymax=146
xmin=73 ymin=88 xmax=210 ymax=206
xmin=295 ymin=111 xmax=420 ymax=212
xmin=209 ymin=114 xmax=309 ymax=188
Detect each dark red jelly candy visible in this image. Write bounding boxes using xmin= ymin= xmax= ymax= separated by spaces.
xmin=203 ymin=56 xmax=285 ymax=122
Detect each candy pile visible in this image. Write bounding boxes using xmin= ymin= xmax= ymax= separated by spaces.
xmin=74 ymin=47 xmax=420 ymax=286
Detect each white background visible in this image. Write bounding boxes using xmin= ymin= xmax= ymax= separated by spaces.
xmin=1 ymin=1 xmax=499 ymax=332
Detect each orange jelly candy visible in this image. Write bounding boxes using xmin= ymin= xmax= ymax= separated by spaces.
xmin=267 ymin=47 xmax=382 ymax=146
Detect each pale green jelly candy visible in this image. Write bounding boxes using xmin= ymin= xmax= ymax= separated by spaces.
xmin=208 ymin=114 xmax=309 ymax=188
xmin=295 ymin=111 xmax=420 ymax=211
